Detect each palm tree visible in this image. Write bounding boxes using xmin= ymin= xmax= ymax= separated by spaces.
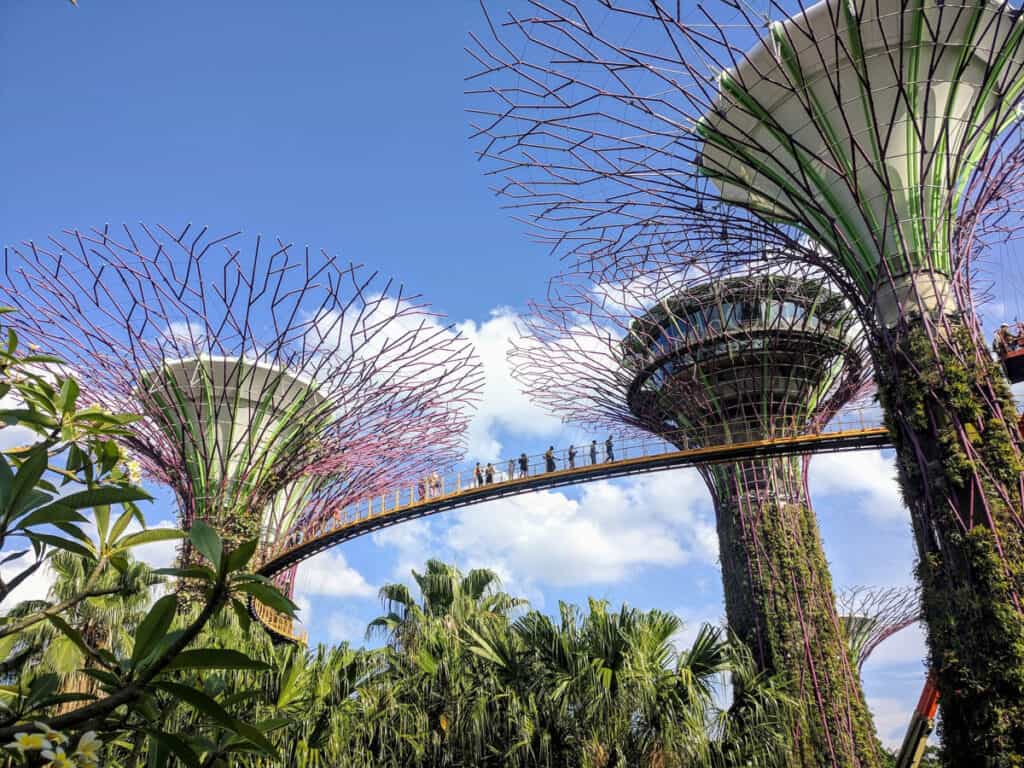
xmin=367 ymin=559 xmax=525 ymax=651
xmin=8 ymin=551 xmax=161 ymax=705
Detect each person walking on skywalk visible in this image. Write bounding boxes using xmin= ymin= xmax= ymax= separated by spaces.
xmin=590 ymin=440 xmax=598 ymax=465
xmin=518 ymin=452 xmax=529 ymax=478
xmin=605 ymin=435 xmax=615 ymax=463
xmin=568 ymin=444 xmax=576 ymax=469
xmin=544 ymin=446 xmax=556 ymax=473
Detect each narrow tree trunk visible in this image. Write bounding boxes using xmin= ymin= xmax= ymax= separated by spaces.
xmin=877 ymin=318 xmax=1024 ymax=765
xmin=704 ymin=458 xmax=882 ymax=768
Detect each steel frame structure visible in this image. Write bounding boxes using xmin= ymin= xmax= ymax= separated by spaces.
xmin=469 ymin=1 xmax=1024 ymax=760
xmin=1 ymin=223 xmax=483 ymax=597
xmin=507 ymin=259 xmax=881 ymax=765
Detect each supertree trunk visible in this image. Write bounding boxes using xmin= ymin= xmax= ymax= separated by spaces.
xmin=875 ymin=311 xmax=1024 ymax=762
xmin=704 ymin=457 xmax=880 ymax=767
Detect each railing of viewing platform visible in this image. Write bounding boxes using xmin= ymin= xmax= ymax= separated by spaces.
xmin=260 ymin=406 xmax=885 ymax=566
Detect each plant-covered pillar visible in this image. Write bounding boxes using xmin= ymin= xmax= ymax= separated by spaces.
xmin=704 ymin=456 xmax=880 ymax=767
xmin=874 ymin=314 xmax=1024 ymax=759
xmin=694 ymin=3 xmax=1024 ymax=759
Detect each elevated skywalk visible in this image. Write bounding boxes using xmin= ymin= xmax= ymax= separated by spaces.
xmin=253 ymin=415 xmax=892 ymax=643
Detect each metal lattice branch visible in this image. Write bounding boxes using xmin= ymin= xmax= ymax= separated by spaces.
xmin=1 ymin=224 xmax=484 ymax=553
xmin=838 ymin=585 xmax=922 ymax=671
xmin=510 ymin=257 xmax=873 ymax=444
xmin=468 ymin=0 xmax=1024 ymax=331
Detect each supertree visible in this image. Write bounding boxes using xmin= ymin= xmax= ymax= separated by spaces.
xmin=510 ymin=258 xmax=881 ymax=766
xmin=837 ymin=585 xmax=922 ymax=671
xmin=0 ymin=224 xmax=484 ymax=605
xmin=469 ymin=1 xmax=1024 ymax=759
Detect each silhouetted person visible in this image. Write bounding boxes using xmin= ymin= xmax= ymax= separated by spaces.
xmin=474 ymin=462 xmax=484 ymax=487
xmin=485 ymin=463 xmax=495 ymax=484
xmin=590 ymin=440 xmax=598 ymax=465
xmin=518 ymin=452 xmax=529 ymax=478
xmin=568 ymin=444 xmax=577 ymax=469
xmin=544 ymin=446 xmax=556 ymax=473
xmin=605 ymin=435 xmax=615 ymax=463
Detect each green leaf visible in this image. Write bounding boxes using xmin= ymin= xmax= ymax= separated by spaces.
xmin=29 ymin=532 xmax=95 ymax=560
xmin=230 ymin=598 xmax=252 ymax=633
xmin=189 ymin=520 xmax=222 ymax=570
xmin=0 ymin=454 xmax=13 ymax=509
xmin=152 ymin=681 xmax=236 ymax=729
xmin=153 ymin=565 xmax=216 ymax=581
xmin=132 ymin=594 xmax=178 ymax=667
xmin=7 ymin=449 xmax=48 ymax=517
xmin=145 ymin=730 xmax=200 ymax=768
xmin=118 ymin=528 xmax=185 ymax=550
xmin=56 ymin=378 xmax=79 ymax=413
xmin=46 ymin=614 xmax=93 ymax=659
xmin=80 ymin=668 xmax=122 ymax=687
xmin=233 ymin=582 xmax=296 ymax=616
xmin=164 ymin=648 xmax=272 ymax=673
xmin=109 ymin=507 xmax=134 ymax=543
xmin=56 ymin=485 xmax=152 ymax=511
xmin=14 ymin=504 xmax=89 ymax=530
xmin=227 ymin=719 xmax=278 ymax=757
xmin=25 ymin=673 xmax=59 ymax=709
xmin=225 ymin=538 xmax=258 ymax=573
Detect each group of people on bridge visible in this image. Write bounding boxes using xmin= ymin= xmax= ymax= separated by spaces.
xmin=468 ymin=436 xmax=617 ymax=489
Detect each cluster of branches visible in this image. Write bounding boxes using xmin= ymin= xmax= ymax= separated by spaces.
xmin=467 ymin=0 xmax=1024 ymax=329
xmin=509 ymin=258 xmax=874 ymax=443
xmin=1 ymin=224 xmax=484 ymax=552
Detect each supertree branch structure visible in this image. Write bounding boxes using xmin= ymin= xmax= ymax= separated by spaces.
xmin=0 ymin=224 xmax=484 ymax=593
xmin=511 ymin=259 xmax=882 ymax=767
xmin=471 ymin=1 xmax=1024 ymax=759
xmin=837 ymin=585 xmax=922 ymax=671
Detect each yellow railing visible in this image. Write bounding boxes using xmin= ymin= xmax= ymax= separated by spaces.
xmin=252 ymin=599 xmax=308 ymax=645
xmin=264 ymin=420 xmax=890 ymax=572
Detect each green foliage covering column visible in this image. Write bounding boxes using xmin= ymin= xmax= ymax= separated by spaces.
xmin=706 ymin=457 xmax=881 ymax=768
xmin=878 ymin=321 xmax=1024 ymax=764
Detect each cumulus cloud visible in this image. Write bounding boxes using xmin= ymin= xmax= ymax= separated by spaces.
xmin=0 ymin=554 xmax=55 ymax=607
xmin=809 ymin=449 xmax=905 ymax=521
xmin=294 ymin=550 xmax=375 ymax=600
xmin=439 ymin=469 xmax=716 ymax=589
xmin=325 ymin=611 xmax=370 ymax=645
xmin=455 ymin=309 xmax=564 ymax=460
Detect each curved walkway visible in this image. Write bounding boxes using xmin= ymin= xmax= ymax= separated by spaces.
xmin=254 ymin=423 xmax=892 ymax=643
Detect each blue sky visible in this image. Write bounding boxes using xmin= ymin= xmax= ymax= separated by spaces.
xmin=5 ymin=0 xmax=1022 ymax=748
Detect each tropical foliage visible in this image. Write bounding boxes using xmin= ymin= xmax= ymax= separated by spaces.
xmin=97 ymin=560 xmax=796 ymax=768
xmin=0 ymin=312 xmax=297 ymax=766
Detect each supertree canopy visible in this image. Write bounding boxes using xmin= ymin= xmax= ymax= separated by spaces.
xmin=837 ymin=585 xmax=922 ymax=672
xmin=471 ymin=1 xmax=1024 ymax=759
xmin=0 ymin=224 xmax=484 ymax=593
xmin=511 ymin=260 xmax=881 ymax=766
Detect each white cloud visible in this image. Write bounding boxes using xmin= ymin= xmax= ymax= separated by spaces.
xmin=809 ymin=449 xmax=905 ymax=521
xmin=325 ymin=611 xmax=369 ymax=645
xmin=441 ymin=469 xmax=717 ymax=588
xmin=293 ymin=550 xmax=375 ymax=600
xmin=455 ymin=309 xmax=564 ymax=460
xmin=0 ymin=553 xmax=55 ymax=607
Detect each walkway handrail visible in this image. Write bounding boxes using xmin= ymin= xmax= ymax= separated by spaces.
xmin=252 ymin=420 xmax=892 ymax=644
